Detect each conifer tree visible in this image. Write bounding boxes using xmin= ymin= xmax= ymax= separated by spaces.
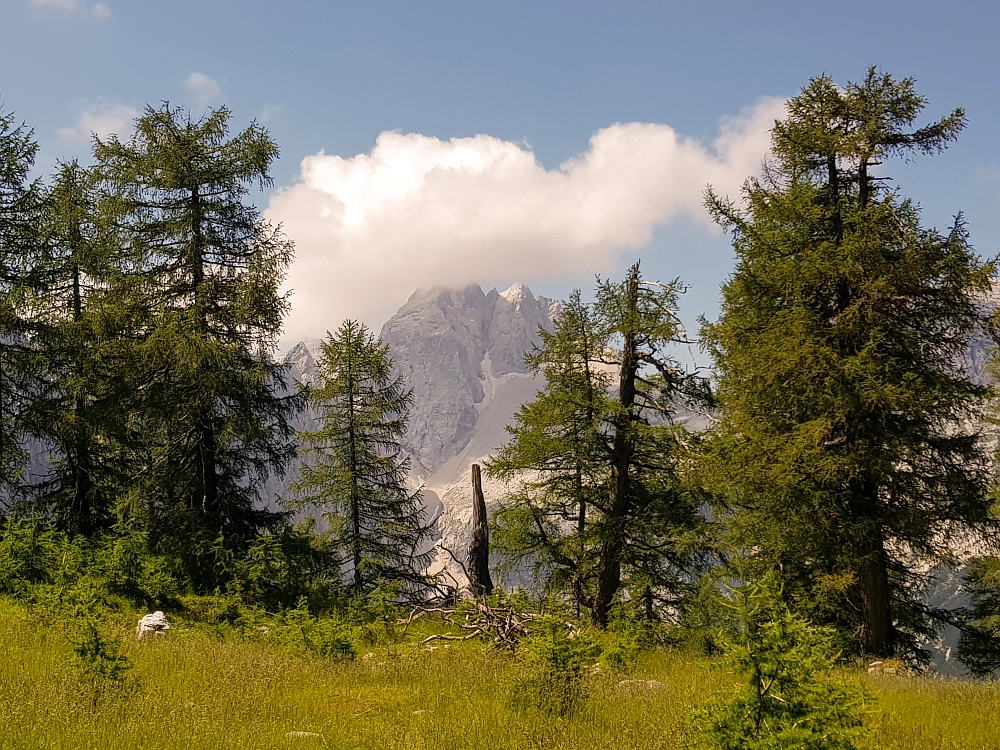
xmin=92 ymin=105 xmax=299 ymax=584
xmin=24 ymin=161 xmax=135 ymax=535
xmin=689 ymin=573 xmax=872 ymax=750
xmin=701 ymin=69 xmax=995 ymax=658
xmin=490 ymin=265 xmax=709 ymax=627
xmin=488 ymin=291 xmax=609 ymax=613
xmin=0 ymin=107 xmax=44 ymax=507
xmin=292 ymin=321 xmax=432 ymax=592
xmin=957 ymin=556 xmax=1000 ymax=677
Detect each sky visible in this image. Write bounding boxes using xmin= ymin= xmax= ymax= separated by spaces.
xmin=2 ymin=0 xmax=999 ymax=348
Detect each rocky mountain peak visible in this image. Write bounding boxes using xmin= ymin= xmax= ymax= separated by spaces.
xmin=499 ymin=282 xmax=528 ymax=306
xmin=280 ymin=340 xmax=321 ymax=386
xmin=379 ymin=282 xmax=558 ymax=474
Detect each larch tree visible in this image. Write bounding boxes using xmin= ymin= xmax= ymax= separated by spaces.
xmin=488 ymin=290 xmax=610 ymax=613
xmin=24 ymin=161 xmax=122 ymax=535
xmin=701 ymin=69 xmax=996 ymax=659
xmin=92 ymin=104 xmax=299 ymax=584
xmin=490 ymin=265 xmax=710 ymax=627
xmin=292 ymin=320 xmax=432 ymax=593
xmin=0 ymin=108 xmax=45 ymax=508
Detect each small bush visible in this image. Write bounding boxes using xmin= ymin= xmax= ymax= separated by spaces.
xmin=343 ymin=582 xmax=402 ymax=646
xmin=666 ymin=573 xmax=739 ymax=656
xmin=233 ymin=521 xmax=343 ymax=611
xmin=274 ymin=598 xmax=355 ymax=660
xmin=96 ymin=523 xmax=179 ymax=606
xmin=0 ymin=519 xmax=179 ymax=613
xmin=72 ymin=619 xmax=132 ymax=687
xmin=598 ymin=602 xmax=658 ymax=671
xmin=687 ymin=572 xmax=873 ymax=750
xmin=510 ymin=615 xmax=601 ymax=717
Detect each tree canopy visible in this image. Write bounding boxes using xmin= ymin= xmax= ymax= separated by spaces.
xmin=701 ymin=69 xmax=996 ymax=659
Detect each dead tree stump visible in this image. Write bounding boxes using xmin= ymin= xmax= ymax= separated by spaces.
xmin=467 ymin=464 xmax=494 ymax=597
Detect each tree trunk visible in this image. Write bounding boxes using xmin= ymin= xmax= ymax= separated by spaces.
xmin=69 ymin=257 xmax=95 ymax=534
xmin=346 ymin=354 xmax=362 ymax=590
xmin=189 ymin=186 xmax=220 ymax=521
xmin=467 ymin=463 xmax=494 ymax=597
xmin=592 ymin=268 xmax=640 ymax=628
xmin=858 ymin=528 xmax=894 ymax=656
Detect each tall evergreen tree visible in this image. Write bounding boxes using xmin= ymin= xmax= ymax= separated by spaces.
xmin=0 ymin=107 xmax=44 ymax=508
xmin=490 ymin=265 xmax=710 ymax=627
xmin=701 ymin=69 xmax=995 ymax=658
xmin=25 ymin=161 xmax=120 ymax=535
xmin=488 ymin=291 xmax=610 ymax=613
xmin=92 ymin=105 xmax=299 ymax=584
xmin=291 ymin=320 xmax=432 ymax=593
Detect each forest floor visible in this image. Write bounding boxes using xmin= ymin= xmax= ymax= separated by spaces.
xmin=1 ymin=601 xmax=999 ymax=750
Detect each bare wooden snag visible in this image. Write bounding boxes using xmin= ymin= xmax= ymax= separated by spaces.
xmin=467 ymin=463 xmax=494 ymax=597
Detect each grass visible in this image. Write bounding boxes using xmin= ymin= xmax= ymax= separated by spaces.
xmin=1 ymin=601 xmax=999 ymax=750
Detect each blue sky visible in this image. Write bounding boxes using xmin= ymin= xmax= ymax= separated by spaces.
xmin=3 ymin=1 xmax=998 ymax=345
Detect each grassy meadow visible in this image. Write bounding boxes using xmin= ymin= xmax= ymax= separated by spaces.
xmin=1 ymin=601 xmax=999 ymax=750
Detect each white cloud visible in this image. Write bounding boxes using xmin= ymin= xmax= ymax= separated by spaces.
xmin=267 ymin=97 xmax=785 ymax=343
xmin=184 ymin=73 xmax=223 ymax=109
xmin=58 ymin=100 xmax=139 ymax=142
xmin=31 ymin=0 xmax=111 ymax=18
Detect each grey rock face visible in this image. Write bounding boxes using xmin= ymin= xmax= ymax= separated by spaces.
xmin=268 ymin=284 xmax=557 ymax=505
xmin=958 ymin=285 xmax=1000 ymax=386
xmin=256 ymin=340 xmax=324 ymax=508
xmin=281 ymin=340 xmax=321 ymax=388
xmin=378 ymin=283 xmax=558 ymax=475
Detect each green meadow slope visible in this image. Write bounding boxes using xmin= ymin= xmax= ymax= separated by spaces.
xmin=1 ymin=602 xmax=999 ymax=750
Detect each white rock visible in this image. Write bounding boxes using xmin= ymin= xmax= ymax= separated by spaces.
xmin=136 ymin=611 xmax=170 ymax=638
xmin=287 ymin=731 xmax=323 ymax=739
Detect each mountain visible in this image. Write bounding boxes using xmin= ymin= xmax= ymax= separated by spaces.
xmin=272 ymin=283 xmax=559 ymax=588
xmin=378 ymin=283 xmax=558 ymax=476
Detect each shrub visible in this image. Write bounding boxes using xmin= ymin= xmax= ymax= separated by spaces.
xmin=687 ymin=573 xmax=873 ymax=750
xmin=0 ymin=519 xmax=179 ymax=612
xmin=343 ymin=582 xmax=402 ymax=646
xmin=597 ymin=601 xmax=662 ymax=671
xmin=274 ymin=598 xmax=355 ymax=660
xmin=72 ymin=619 xmax=132 ymax=688
xmin=665 ymin=573 xmax=740 ymax=656
xmin=510 ymin=615 xmax=601 ymax=717
xmin=233 ymin=521 xmax=343 ymax=611
xmin=95 ymin=523 xmax=179 ymax=606
xmin=0 ymin=519 xmax=65 ymax=596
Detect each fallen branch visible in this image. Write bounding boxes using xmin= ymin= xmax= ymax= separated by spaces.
xmin=421 ymin=631 xmax=483 ymax=644
xmin=400 ymin=599 xmax=579 ymax=649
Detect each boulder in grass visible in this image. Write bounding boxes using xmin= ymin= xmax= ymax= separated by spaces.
xmin=136 ymin=611 xmax=170 ymax=638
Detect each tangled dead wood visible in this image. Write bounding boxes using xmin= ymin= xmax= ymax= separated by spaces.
xmin=398 ymin=600 xmax=578 ymax=649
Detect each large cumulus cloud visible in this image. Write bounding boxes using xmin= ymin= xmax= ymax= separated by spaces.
xmin=267 ymin=97 xmax=784 ymax=342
